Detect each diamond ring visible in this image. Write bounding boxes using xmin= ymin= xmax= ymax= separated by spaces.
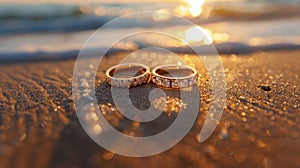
xmin=105 ymin=63 xmax=151 ymax=88
xmin=151 ymin=64 xmax=198 ymax=89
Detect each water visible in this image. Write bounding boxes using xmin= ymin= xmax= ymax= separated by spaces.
xmin=1 ymin=1 xmax=300 ymax=62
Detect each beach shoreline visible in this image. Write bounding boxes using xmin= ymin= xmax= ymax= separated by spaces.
xmin=0 ymin=50 xmax=299 ymax=168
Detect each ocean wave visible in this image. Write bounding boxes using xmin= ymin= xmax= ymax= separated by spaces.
xmin=1 ymin=42 xmax=300 ymax=64
xmin=0 ymin=3 xmax=176 ymax=35
xmin=0 ymin=15 xmax=115 ymax=35
xmin=1 ymin=1 xmax=300 ymax=63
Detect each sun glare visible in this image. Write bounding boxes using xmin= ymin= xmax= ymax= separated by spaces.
xmin=153 ymin=9 xmax=171 ymax=21
xmin=175 ymin=0 xmax=206 ymax=17
xmin=184 ymin=26 xmax=213 ymax=44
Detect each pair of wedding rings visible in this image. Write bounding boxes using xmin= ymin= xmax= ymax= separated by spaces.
xmin=105 ymin=63 xmax=198 ymax=89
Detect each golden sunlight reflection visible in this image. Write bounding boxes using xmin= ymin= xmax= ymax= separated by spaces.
xmin=184 ymin=26 xmax=213 ymax=44
xmin=153 ymin=9 xmax=171 ymax=21
xmin=213 ymin=32 xmax=229 ymax=43
xmin=175 ymin=0 xmax=206 ymax=17
xmin=152 ymin=96 xmax=187 ymax=113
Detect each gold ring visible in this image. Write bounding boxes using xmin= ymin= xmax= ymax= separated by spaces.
xmin=105 ymin=63 xmax=150 ymax=88
xmin=151 ymin=64 xmax=198 ymax=89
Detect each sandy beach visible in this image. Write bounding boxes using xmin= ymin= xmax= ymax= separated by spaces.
xmin=0 ymin=49 xmax=299 ymax=168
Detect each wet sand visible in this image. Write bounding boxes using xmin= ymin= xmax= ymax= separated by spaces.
xmin=0 ymin=50 xmax=299 ymax=168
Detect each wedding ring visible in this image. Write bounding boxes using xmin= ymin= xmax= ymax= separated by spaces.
xmin=105 ymin=63 xmax=150 ymax=88
xmin=151 ymin=64 xmax=198 ymax=89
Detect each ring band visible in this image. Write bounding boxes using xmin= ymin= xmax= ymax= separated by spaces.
xmin=105 ymin=63 xmax=150 ymax=88
xmin=151 ymin=64 xmax=198 ymax=89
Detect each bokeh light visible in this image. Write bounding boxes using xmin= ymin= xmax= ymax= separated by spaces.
xmin=175 ymin=0 xmax=206 ymax=17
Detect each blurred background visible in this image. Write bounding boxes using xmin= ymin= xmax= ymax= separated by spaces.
xmin=1 ymin=0 xmax=300 ymax=62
